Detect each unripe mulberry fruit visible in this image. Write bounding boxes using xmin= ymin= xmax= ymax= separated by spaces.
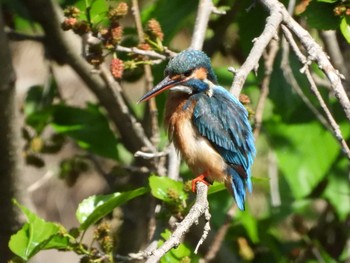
xmin=110 ymin=58 xmax=124 ymax=79
xmin=147 ymin=19 xmax=164 ymax=41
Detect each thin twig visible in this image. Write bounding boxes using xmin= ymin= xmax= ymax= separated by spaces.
xmin=282 ymin=25 xmax=350 ymax=160
xmin=134 ymin=150 xmax=168 ymax=159
xmin=167 ymin=143 xmax=181 ymax=181
xmin=132 ymin=0 xmax=160 ymax=148
xmin=204 ymin=205 xmax=235 ymax=261
xmin=268 ymin=150 xmax=281 ymax=207
xmin=273 ymin=0 xmax=350 ymax=122
xmin=146 ymin=182 xmax=209 ymax=263
xmin=253 ymin=38 xmax=279 ymax=139
xmin=320 ymin=30 xmax=349 ymax=80
xmin=280 ymin=27 xmax=331 ymax=131
xmin=116 ymin=45 xmax=167 ymax=60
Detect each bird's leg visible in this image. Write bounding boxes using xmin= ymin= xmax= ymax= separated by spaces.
xmin=192 ymin=171 xmax=211 ymax=192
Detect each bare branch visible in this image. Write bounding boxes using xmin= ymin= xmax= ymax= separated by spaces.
xmin=190 ymin=0 xmax=215 ymax=50
xmin=320 ymin=30 xmax=349 ymax=80
xmin=204 ymin=205 xmax=235 ymax=261
xmin=230 ymin=2 xmax=283 ymax=97
xmin=281 ymin=26 xmax=331 ymax=130
xmin=282 ymin=25 xmax=350 ymax=160
xmin=146 ymin=182 xmax=209 ymax=263
xmin=232 ymin=0 xmax=350 ymax=125
xmin=132 ymin=0 xmax=162 ymax=164
xmin=116 ymin=45 xmax=167 ymax=60
xmin=253 ymin=38 xmax=279 ymax=139
xmin=274 ymin=0 xmax=350 ymax=122
xmin=134 ymin=150 xmax=168 ymax=159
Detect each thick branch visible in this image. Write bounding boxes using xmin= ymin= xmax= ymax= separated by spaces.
xmin=0 ymin=5 xmax=21 ymax=261
xmin=190 ymin=0 xmax=214 ymax=50
xmin=146 ymin=183 xmax=209 ymax=263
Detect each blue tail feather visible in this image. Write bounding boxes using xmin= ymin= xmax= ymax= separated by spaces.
xmin=227 ymin=166 xmax=247 ymax=211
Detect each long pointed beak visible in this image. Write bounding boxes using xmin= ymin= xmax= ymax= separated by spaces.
xmin=138 ymin=76 xmax=181 ymax=103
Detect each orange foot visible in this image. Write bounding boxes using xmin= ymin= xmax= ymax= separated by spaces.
xmin=192 ymin=172 xmax=210 ymax=192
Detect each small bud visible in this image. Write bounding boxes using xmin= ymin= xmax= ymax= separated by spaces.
xmin=110 ymin=58 xmax=124 ymax=79
xmin=167 ymin=188 xmax=179 ymax=200
xmin=239 ymin=94 xmax=251 ymax=105
xmin=64 ymin=6 xmax=80 ymax=18
xmin=61 ymin=17 xmax=77 ymax=31
xmin=147 ymin=19 xmax=164 ymax=41
xmin=334 ymin=5 xmax=346 ymax=16
xmin=346 ymin=8 xmax=350 ymax=16
xmin=108 ymin=2 xmax=128 ymax=20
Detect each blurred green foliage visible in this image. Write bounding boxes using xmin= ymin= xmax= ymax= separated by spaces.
xmin=5 ymin=0 xmax=350 ymax=262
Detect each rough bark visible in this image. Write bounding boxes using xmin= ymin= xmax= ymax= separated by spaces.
xmin=0 ymin=6 xmax=20 ymax=262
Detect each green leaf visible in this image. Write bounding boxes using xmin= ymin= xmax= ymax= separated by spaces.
xmin=207 ymin=182 xmax=225 ymax=195
xmin=323 ymin=158 xmax=350 ymax=221
xmin=76 ymin=187 xmax=149 ymax=230
xmin=52 ymin=104 xmax=119 ymax=160
xmin=149 ymin=175 xmax=188 ymax=203
xmin=268 ymin=121 xmax=340 ymax=198
xmin=317 ymin=0 xmax=338 ymax=2
xmin=159 ymin=229 xmax=191 ymax=263
xmin=236 ymin=209 xmax=260 ymax=243
xmin=24 ymin=83 xmax=57 ymax=133
xmin=340 ymin=16 xmax=350 ymax=43
xmin=302 ymin=2 xmax=340 ymax=30
xmin=9 ymin=200 xmax=67 ymax=260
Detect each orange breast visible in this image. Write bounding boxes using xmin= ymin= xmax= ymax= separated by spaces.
xmin=165 ymin=90 xmax=228 ymax=183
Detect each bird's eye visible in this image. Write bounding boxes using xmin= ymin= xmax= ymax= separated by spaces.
xmin=183 ymin=70 xmax=193 ymax=77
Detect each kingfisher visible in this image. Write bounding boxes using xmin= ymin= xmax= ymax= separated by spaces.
xmin=139 ymin=49 xmax=255 ymax=210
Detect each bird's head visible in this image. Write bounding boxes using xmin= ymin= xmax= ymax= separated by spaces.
xmin=138 ymin=49 xmax=218 ymax=102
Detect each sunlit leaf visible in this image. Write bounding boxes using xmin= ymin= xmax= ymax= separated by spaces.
xmin=340 ymin=16 xmax=350 ymax=43
xmin=9 ymin=200 xmax=68 ymax=260
xmin=268 ymin=121 xmax=339 ymax=198
xmin=76 ymin=187 xmax=148 ymax=230
xmin=149 ymin=175 xmax=188 ymax=203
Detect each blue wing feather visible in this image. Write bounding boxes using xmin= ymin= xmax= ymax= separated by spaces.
xmin=192 ymin=86 xmax=255 ymax=209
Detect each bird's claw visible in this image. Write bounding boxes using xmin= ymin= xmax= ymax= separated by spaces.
xmin=192 ymin=172 xmax=210 ymax=192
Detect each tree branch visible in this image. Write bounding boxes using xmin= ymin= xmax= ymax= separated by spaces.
xmin=230 ymin=2 xmax=283 ymax=97
xmin=267 ymin=0 xmax=350 ymax=122
xmin=281 ymin=25 xmax=350 ymax=159
xmin=146 ymin=182 xmax=209 ymax=263
xmin=190 ymin=0 xmax=219 ymax=50
xmin=0 ymin=5 xmax=21 ymax=261
xmin=22 ymin=0 xmax=156 ymax=154
xmin=231 ymin=0 xmax=350 ymax=124
xmin=253 ymin=38 xmax=279 ymax=139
